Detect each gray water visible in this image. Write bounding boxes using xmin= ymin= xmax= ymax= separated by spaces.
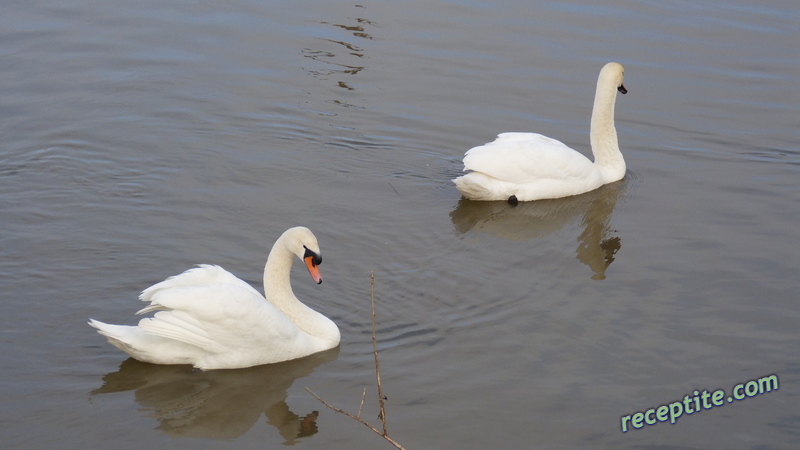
xmin=2 ymin=0 xmax=798 ymax=448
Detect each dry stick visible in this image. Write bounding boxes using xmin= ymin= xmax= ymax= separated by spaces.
xmin=305 ymin=388 xmax=405 ymax=450
xmin=305 ymin=271 xmax=405 ymax=450
xmin=357 ymin=387 xmax=367 ymax=419
xmin=372 ymin=271 xmax=388 ymax=435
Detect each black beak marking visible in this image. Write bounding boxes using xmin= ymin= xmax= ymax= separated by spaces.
xmin=618 ymin=84 xmax=628 ymax=94
xmin=303 ymin=246 xmax=322 ymax=267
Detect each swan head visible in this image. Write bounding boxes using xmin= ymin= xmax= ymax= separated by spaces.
xmin=282 ymin=227 xmax=323 ymax=285
xmin=600 ymin=62 xmax=627 ymax=95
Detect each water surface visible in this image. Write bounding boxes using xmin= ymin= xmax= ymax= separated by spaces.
xmin=1 ymin=0 xmax=798 ymax=448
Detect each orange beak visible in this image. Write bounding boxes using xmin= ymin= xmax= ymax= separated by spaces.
xmin=304 ymin=255 xmax=322 ymax=284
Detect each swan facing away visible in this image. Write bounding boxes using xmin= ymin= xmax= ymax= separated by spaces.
xmin=453 ymin=62 xmax=628 ymax=203
xmin=89 ymin=227 xmax=340 ymax=370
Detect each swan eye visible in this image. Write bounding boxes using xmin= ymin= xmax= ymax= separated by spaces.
xmin=303 ymin=246 xmax=322 ymax=266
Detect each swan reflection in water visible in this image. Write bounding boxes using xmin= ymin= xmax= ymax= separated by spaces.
xmin=450 ymin=179 xmax=627 ymax=280
xmin=91 ymin=347 xmax=339 ymax=443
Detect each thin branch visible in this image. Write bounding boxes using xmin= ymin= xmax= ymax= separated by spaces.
xmin=372 ymin=270 xmax=388 ymax=435
xmin=357 ymin=387 xmax=367 ymax=419
xmin=305 ymin=272 xmax=405 ymax=449
xmin=305 ymin=388 xmax=405 ymax=449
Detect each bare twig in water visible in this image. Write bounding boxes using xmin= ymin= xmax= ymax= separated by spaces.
xmin=305 ymin=271 xmax=405 ymax=449
xmin=357 ymin=387 xmax=367 ymax=419
xmin=371 ymin=271 xmax=388 ymax=434
xmin=305 ymin=388 xmax=405 ymax=449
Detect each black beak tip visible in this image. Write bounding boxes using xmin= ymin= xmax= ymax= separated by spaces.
xmin=618 ymin=85 xmax=628 ymax=94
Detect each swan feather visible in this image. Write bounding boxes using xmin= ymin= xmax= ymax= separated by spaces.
xmin=89 ymin=227 xmax=340 ymax=370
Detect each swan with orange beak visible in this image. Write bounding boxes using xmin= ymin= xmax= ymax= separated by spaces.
xmin=89 ymin=226 xmax=340 ymax=370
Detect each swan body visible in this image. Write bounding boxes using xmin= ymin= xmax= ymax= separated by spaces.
xmin=454 ymin=62 xmax=628 ymax=202
xmin=89 ymin=227 xmax=340 ymax=370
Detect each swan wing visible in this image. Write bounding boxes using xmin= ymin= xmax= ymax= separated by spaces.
xmin=138 ymin=264 xmax=259 ymax=312
xmin=463 ymin=132 xmax=596 ymax=183
xmin=135 ymin=265 xmax=302 ymax=355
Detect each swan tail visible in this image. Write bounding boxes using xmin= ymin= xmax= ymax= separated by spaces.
xmin=453 ymin=172 xmax=516 ymax=201
xmin=89 ymin=318 xmax=204 ymax=366
xmin=89 ymin=319 xmax=149 ymax=355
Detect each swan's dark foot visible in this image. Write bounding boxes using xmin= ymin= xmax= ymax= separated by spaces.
xmin=507 ymin=195 xmax=519 ymax=206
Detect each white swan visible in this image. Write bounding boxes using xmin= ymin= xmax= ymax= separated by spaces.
xmin=453 ymin=62 xmax=628 ymax=203
xmin=89 ymin=227 xmax=340 ymax=370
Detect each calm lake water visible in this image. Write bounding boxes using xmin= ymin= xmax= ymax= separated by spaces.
xmin=2 ymin=0 xmax=798 ymax=448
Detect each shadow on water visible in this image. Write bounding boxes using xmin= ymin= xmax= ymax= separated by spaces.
xmin=90 ymin=347 xmax=339 ymax=444
xmin=450 ymin=179 xmax=627 ymax=280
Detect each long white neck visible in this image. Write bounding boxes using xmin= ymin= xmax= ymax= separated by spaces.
xmin=264 ymin=238 xmax=295 ymax=306
xmin=263 ymin=235 xmax=339 ymax=345
xmin=589 ymin=79 xmax=625 ymax=182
